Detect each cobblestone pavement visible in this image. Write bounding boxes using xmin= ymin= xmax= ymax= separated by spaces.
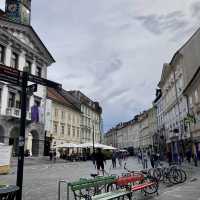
xmin=1 ymin=157 xmax=200 ymax=200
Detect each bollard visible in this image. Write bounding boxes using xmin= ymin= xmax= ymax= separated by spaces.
xmin=58 ymin=180 xmax=68 ymax=200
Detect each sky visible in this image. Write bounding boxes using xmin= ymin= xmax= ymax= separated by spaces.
xmin=1 ymin=0 xmax=200 ymax=132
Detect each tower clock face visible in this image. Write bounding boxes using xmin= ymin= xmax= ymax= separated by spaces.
xmin=8 ymin=3 xmax=17 ymax=12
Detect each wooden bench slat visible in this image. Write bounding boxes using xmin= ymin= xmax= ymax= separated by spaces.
xmin=91 ymin=190 xmax=131 ymax=200
xmin=131 ymin=182 xmax=156 ymax=191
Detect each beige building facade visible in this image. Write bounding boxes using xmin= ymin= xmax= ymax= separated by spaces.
xmin=69 ymin=91 xmax=102 ymax=144
xmin=45 ymin=88 xmax=82 ymax=149
xmin=104 ymin=111 xmax=154 ymax=151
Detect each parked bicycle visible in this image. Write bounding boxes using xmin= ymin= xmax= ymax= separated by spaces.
xmin=122 ymin=163 xmax=159 ymax=195
xmin=148 ymin=164 xmax=187 ymax=184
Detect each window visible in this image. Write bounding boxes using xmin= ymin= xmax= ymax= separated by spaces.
xmin=72 ymin=115 xmax=75 ymax=124
xmin=0 ymin=45 xmax=5 ymax=63
xmin=54 ymin=122 xmax=58 ymax=133
xmin=25 ymin=60 xmax=32 ymax=73
xmin=16 ymin=99 xmax=21 ymax=109
xmin=67 ymin=124 xmax=71 ymax=136
xmin=8 ymin=92 xmax=15 ymax=107
xmin=61 ymin=124 xmax=65 ymax=135
xmin=36 ymin=66 xmax=42 ymax=77
xmin=54 ymin=109 xmax=58 ymax=117
xmin=68 ymin=113 xmax=71 ymax=121
xmin=189 ymin=96 xmax=193 ymax=107
xmin=61 ymin=111 xmax=65 ymax=120
xmin=195 ymin=89 xmax=199 ymax=103
xmin=11 ymin=52 xmax=18 ymax=69
xmin=81 ymin=116 xmax=84 ymax=124
xmin=77 ymin=127 xmax=80 ymax=138
xmin=72 ymin=126 xmax=75 ymax=136
xmin=0 ymin=89 xmax=1 ymax=105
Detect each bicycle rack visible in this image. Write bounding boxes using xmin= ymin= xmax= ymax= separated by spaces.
xmin=58 ymin=180 xmax=68 ymax=200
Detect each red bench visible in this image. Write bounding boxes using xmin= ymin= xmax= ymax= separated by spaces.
xmin=132 ymin=182 xmax=157 ymax=191
xmin=114 ymin=173 xmax=159 ymax=196
xmin=114 ymin=174 xmax=144 ymax=186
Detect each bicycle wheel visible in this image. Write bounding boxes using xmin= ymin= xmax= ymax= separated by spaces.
xmin=153 ymin=168 xmax=162 ymax=181
xmin=179 ymin=169 xmax=187 ymax=183
xmin=168 ymin=168 xmax=182 ymax=184
xmin=147 ymin=168 xmax=154 ymax=178
xmin=143 ymin=177 xmax=159 ymax=195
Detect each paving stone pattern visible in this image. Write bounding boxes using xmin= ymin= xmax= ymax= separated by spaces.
xmin=0 ymin=157 xmax=200 ymax=200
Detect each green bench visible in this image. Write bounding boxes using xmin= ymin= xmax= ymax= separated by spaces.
xmin=68 ymin=176 xmax=132 ymax=200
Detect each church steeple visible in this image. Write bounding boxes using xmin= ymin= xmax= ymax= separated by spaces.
xmin=5 ymin=0 xmax=31 ymax=25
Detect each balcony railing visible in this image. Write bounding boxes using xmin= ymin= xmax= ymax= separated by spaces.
xmin=6 ymin=107 xmax=31 ymax=121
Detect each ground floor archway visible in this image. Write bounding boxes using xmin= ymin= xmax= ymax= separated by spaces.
xmin=9 ymin=127 xmax=20 ymax=156
xmin=26 ymin=130 xmax=40 ymax=156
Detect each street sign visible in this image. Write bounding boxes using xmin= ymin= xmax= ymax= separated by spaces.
xmin=0 ymin=64 xmax=62 ymax=200
xmin=27 ymin=84 xmax=37 ymax=95
xmin=28 ymin=74 xmax=61 ymax=90
xmin=0 ymin=64 xmax=21 ymax=85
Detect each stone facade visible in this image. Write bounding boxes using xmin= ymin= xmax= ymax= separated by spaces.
xmin=0 ymin=6 xmax=55 ymax=156
xmin=104 ymin=110 xmax=155 ymax=151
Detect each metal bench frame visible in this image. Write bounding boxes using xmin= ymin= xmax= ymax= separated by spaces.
xmin=68 ymin=176 xmax=132 ymax=200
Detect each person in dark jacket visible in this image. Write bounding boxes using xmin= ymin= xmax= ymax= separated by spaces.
xmin=95 ymin=148 xmax=106 ymax=175
xmin=150 ymin=152 xmax=155 ymax=168
xmin=112 ymin=151 xmax=117 ymax=168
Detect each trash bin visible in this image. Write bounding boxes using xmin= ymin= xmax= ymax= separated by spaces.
xmin=0 ymin=185 xmax=19 ymax=200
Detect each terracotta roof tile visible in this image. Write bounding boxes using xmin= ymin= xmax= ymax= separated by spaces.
xmin=47 ymin=88 xmax=75 ymax=108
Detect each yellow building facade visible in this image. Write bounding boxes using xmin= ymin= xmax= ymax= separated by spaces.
xmin=45 ymin=88 xmax=82 ymax=148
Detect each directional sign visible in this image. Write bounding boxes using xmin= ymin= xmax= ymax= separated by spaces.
xmin=27 ymin=84 xmax=37 ymax=95
xmin=0 ymin=64 xmax=61 ymax=90
xmin=28 ymin=74 xmax=61 ymax=90
xmin=0 ymin=64 xmax=62 ymax=200
xmin=0 ymin=64 xmax=21 ymax=85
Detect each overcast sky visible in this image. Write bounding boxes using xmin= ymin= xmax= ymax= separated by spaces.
xmin=1 ymin=0 xmax=200 ymax=132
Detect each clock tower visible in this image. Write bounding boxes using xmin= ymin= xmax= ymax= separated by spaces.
xmin=5 ymin=0 xmax=31 ymax=25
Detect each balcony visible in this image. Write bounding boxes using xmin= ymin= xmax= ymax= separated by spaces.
xmin=6 ymin=107 xmax=31 ymax=121
xmin=6 ymin=107 xmax=21 ymax=118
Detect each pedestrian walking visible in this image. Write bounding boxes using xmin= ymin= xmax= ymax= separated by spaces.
xmin=150 ymin=152 xmax=155 ymax=168
xmin=167 ymin=151 xmax=172 ymax=166
xmin=142 ymin=150 xmax=148 ymax=169
xmin=49 ymin=149 xmax=53 ymax=161
xmin=186 ymin=149 xmax=192 ymax=163
xmin=156 ymin=152 xmax=161 ymax=166
xmin=94 ymin=148 xmax=106 ymax=175
xmin=112 ymin=151 xmax=117 ymax=168
xmin=154 ymin=152 xmax=159 ymax=168
xmin=117 ymin=151 xmax=122 ymax=168
xmin=53 ymin=149 xmax=57 ymax=163
xmin=137 ymin=150 xmax=142 ymax=164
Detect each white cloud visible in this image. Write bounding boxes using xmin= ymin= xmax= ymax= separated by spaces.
xmin=2 ymin=0 xmax=199 ymax=131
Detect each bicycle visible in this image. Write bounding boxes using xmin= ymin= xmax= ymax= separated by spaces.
xmin=148 ymin=164 xmax=187 ymax=184
xmin=123 ymin=163 xmax=159 ymax=195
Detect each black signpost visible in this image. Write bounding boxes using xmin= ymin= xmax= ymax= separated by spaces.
xmin=0 ymin=64 xmax=61 ymax=200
